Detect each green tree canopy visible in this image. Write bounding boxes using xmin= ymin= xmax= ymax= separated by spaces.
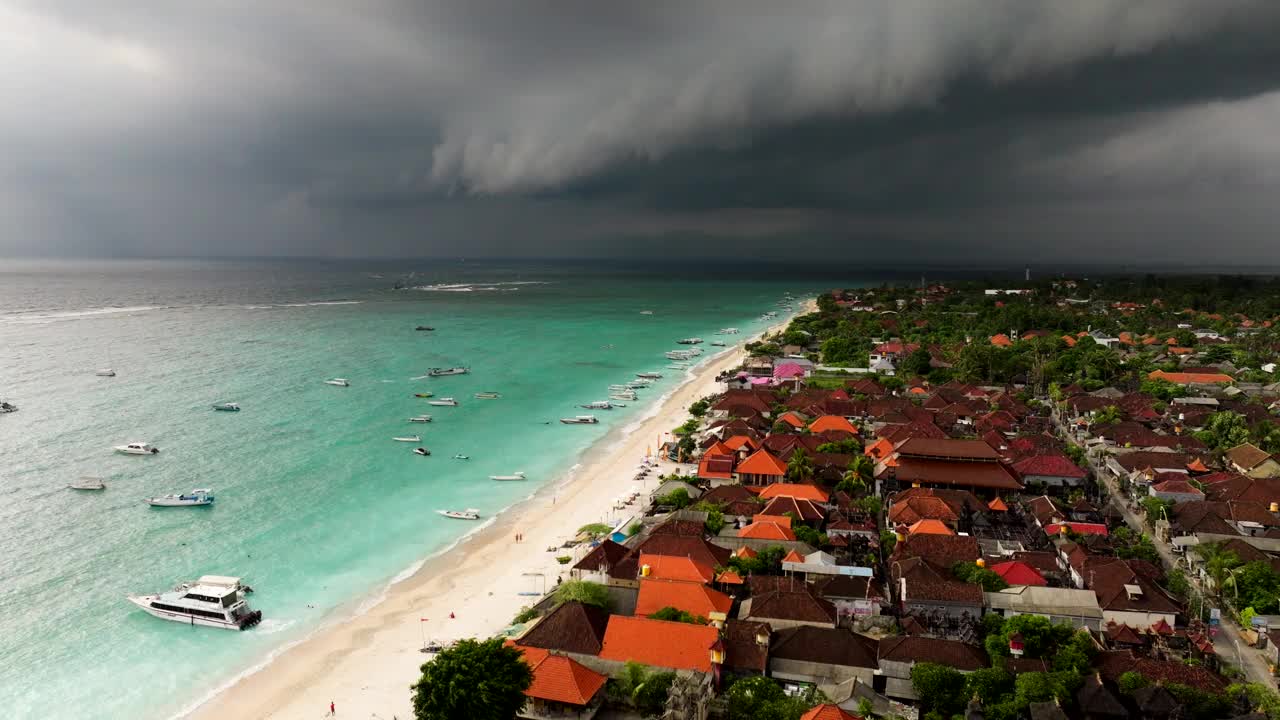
xmin=911 ymin=662 xmax=968 ymax=717
xmin=411 ymin=637 xmax=533 ymax=720
xmin=553 ymin=579 xmax=611 ymax=610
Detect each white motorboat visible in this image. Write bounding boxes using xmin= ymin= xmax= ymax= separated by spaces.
xmin=69 ymin=476 xmax=106 ymax=491
xmin=393 ymin=435 xmax=421 ymax=442
xmin=408 ymin=415 xmax=433 ymax=423
xmin=413 ymin=447 xmax=431 ymax=456
xmin=212 ymin=402 xmax=240 ymax=412
xmin=636 ymin=372 xmax=663 ymax=379
xmin=427 ymin=367 xmax=469 ymax=377
xmin=474 ymin=391 xmax=501 ymax=400
xmin=676 ymin=337 xmax=703 ymax=345
xmin=609 ymin=402 xmax=627 ymax=407
xmin=96 ymin=368 xmax=117 ymax=377
xmin=437 ymin=508 xmax=481 ymax=520
xmin=0 ymin=400 xmax=17 ymax=414
xmin=427 ymin=398 xmax=458 ymax=407
xmin=609 ymin=392 xmax=637 ymax=401
xmin=580 ymin=401 xmax=613 ymax=410
xmin=490 ymin=471 xmax=526 ymax=481
xmin=710 ymin=340 xmax=726 ymax=347
xmin=414 ymin=392 xmax=435 ymax=398
xmin=146 ymin=489 xmax=214 ymax=507
xmin=114 ymin=441 xmax=160 ymax=455
xmin=127 ymin=575 xmax=261 ymax=630
xmin=718 ymin=327 xmax=740 ymax=334
xmin=625 ymin=381 xmax=650 ymax=389
xmin=561 ymin=415 xmax=599 ymax=424
xmin=324 ymin=378 xmax=350 ymax=387
xmin=667 ymin=365 xmax=688 ymax=370
xmin=452 ymin=453 xmax=470 ymax=460
xmin=639 ymin=310 xmax=654 ymax=315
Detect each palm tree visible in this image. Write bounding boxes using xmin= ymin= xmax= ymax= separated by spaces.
xmin=837 ymin=454 xmax=874 ymax=495
xmin=787 ymin=449 xmax=814 ymax=482
xmin=1199 ymin=543 xmax=1242 ymax=595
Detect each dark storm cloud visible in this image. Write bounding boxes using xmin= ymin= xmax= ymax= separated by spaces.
xmin=3 ymin=1 xmax=1280 ymax=261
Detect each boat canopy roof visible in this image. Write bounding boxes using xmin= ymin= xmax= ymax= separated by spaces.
xmin=197 ymin=575 xmax=242 ymax=588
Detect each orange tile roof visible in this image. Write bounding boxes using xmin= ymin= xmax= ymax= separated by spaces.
xmin=1170 ymin=347 xmax=1193 ymax=355
xmin=908 ymin=386 xmax=930 ymax=396
xmin=716 ymin=570 xmax=744 ymax=585
xmin=777 ymin=412 xmax=807 ymax=428
xmin=512 ymin=642 xmax=550 ymax=666
xmin=866 ymin=437 xmax=895 ymax=460
xmin=758 ymin=483 xmax=829 ymax=503
xmin=636 ymin=579 xmax=732 ymax=619
xmin=638 ymin=552 xmax=716 ymax=583
xmin=738 ymin=520 xmax=797 ymax=541
xmin=697 ymin=455 xmax=734 ymax=481
xmin=723 ymin=435 xmax=761 ymax=453
xmin=1061 ymin=335 xmax=1077 ymax=347
xmin=988 ymin=497 xmax=1008 ymax=512
xmin=1148 ymin=370 xmax=1233 ymax=385
xmin=782 ymin=550 xmax=806 ymax=563
xmin=1187 ymin=459 xmax=1209 ymax=473
xmin=599 ymin=615 xmax=720 ymax=672
xmin=734 ymin=546 xmax=758 ymax=559
xmin=736 ymin=448 xmax=787 ymax=476
xmin=809 ymin=415 xmax=858 ymax=434
xmin=520 ymin=652 xmax=607 ymax=706
xmin=990 ymin=334 xmax=1013 ymax=347
xmin=703 ymin=440 xmax=733 ymax=457
xmin=752 ymin=513 xmax=793 ymax=528
xmin=801 ymin=704 xmax=862 ymax=720
xmin=907 ymin=518 xmax=955 ymax=536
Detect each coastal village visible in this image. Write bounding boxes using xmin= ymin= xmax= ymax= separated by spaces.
xmin=451 ymin=277 xmax=1280 ymax=720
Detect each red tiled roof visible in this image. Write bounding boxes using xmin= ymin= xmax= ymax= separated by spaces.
xmin=638 ymin=552 xmax=716 ymax=583
xmin=1148 ymin=370 xmax=1233 ymax=385
xmin=991 ymin=334 xmax=1013 ymax=347
xmin=809 ymin=415 xmax=858 ymax=434
xmin=752 ymin=513 xmax=793 ymax=528
xmin=716 ymin=570 xmax=744 ymax=585
xmin=758 ymin=482 xmax=829 ymax=503
xmin=896 ymin=438 xmax=1002 ymax=460
xmin=520 ymin=652 xmax=608 ymax=706
xmin=1012 ymin=454 xmax=1086 ymax=479
xmin=988 ymin=497 xmax=1009 ymax=512
xmin=892 ymin=457 xmax=1023 ymax=491
xmin=738 ymin=520 xmax=796 ymax=541
xmin=1044 ymin=522 xmax=1108 ymax=536
xmin=907 ymin=519 xmax=954 ymax=536
xmin=878 ymin=636 xmax=986 ymax=670
xmin=761 ymin=495 xmax=825 ymax=522
xmin=723 ymin=435 xmax=761 ymax=453
xmin=599 ymin=615 xmax=719 ymax=672
xmin=736 ymin=449 xmax=788 ymax=476
xmin=636 ymin=579 xmax=732 ymax=619
xmin=989 ymin=561 xmax=1047 ymax=586
xmin=801 ymin=704 xmax=862 ymax=720
xmin=782 ymin=550 xmax=806 ymax=563
xmin=889 ymin=496 xmax=959 ymax=525
xmin=777 ymin=411 xmax=808 ymax=428
xmin=697 ymin=454 xmax=735 ymax=480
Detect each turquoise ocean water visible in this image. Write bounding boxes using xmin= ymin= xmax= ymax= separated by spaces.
xmin=0 ymin=259 xmax=821 ymax=719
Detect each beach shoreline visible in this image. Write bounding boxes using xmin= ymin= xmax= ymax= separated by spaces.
xmin=185 ymin=302 xmax=810 ymax=720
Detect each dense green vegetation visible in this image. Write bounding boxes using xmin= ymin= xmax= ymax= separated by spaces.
xmin=553 ymin=579 xmax=612 ymax=610
xmin=724 ymin=677 xmax=822 ymax=720
xmin=649 ymin=606 xmax=707 ymax=625
xmin=411 ymin=637 xmax=533 ymax=720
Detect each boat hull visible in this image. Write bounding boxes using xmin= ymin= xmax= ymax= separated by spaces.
xmin=127 ymin=596 xmax=251 ymax=630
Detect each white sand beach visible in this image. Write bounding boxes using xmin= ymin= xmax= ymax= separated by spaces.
xmin=188 ymin=306 xmax=808 ymax=720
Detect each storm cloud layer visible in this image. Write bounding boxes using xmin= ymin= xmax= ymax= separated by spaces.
xmin=4 ymin=1 xmax=1280 ymax=262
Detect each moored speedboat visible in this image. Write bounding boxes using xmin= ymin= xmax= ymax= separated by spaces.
xmin=414 ymin=392 xmax=435 ymax=398
xmin=437 ymin=508 xmax=481 ymax=520
xmin=676 ymin=337 xmax=703 ymax=345
xmin=561 ymin=415 xmax=599 ymax=424
xmin=146 ymin=489 xmax=214 ymax=507
xmin=127 ymin=575 xmax=260 ymax=630
xmin=710 ymin=340 xmax=726 ymax=347
xmin=114 ymin=441 xmax=160 ymax=455
xmin=69 ymin=476 xmax=106 ymax=491
xmin=408 ymin=415 xmax=433 ymax=423
xmin=580 ymin=401 xmax=613 ymax=410
xmin=0 ymin=400 xmax=17 ymax=414
xmin=427 ymin=367 xmax=469 ymax=377
xmin=452 ymin=453 xmax=470 ymax=460
xmin=324 ymin=378 xmax=350 ymax=387
xmin=415 ymin=326 xmax=434 ymax=331
xmin=427 ymin=398 xmax=458 ymax=407
xmin=490 ymin=471 xmax=526 ymax=481
xmin=96 ymin=368 xmax=117 ymax=377
xmin=393 ymin=435 xmax=421 ymax=442
xmin=636 ymin=372 xmax=663 ymax=379
xmin=474 ymin=391 xmax=501 ymax=400
xmin=413 ymin=447 xmax=432 ymax=456
xmin=212 ymin=402 xmax=240 ymax=412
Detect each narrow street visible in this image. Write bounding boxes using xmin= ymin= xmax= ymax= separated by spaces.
xmin=1055 ymin=414 xmax=1277 ymax=688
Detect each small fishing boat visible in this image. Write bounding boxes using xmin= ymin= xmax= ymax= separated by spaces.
xmin=96 ymin=368 xmax=117 ymax=377
xmin=427 ymin=398 xmax=458 ymax=407
xmin=667 ymin=365 xmax=688 ymax=370
xmin=710 ymin=340 xmax=726 ymax=347
xmin=212 ymin=402 xmax=240 ymax=412
xmin=408 ymin=415 xmax=433 ymax=423
xmin=490 ymin=471 xmax=526 ymax=481
xmin=635 ymin=372 xmax=663 ymax=379
xmin=414 ymin=392 xmax=435 ymax=398
xmin=561 ymin=415 xmax=598 ymax=425
xmin=609 ymin=393 xmax=637 ymax=401
xmin=474 ymin=392 xmax=501 ymax=400
xmin=676 ymin=337 xmax=703 ymax=345
xmin=580 ymin=401 xmax=613 ymax=410
xmin=324 ymin=378 xmax=350 ymax=387
xmin=413 ymin=447 xmax=431 ymax=456
xmin=427 ymin=367 xmax=469 ymax=377
xmin=0 ymin=400 xmax=17 ymax=414
xmin=127 ymin=576 xmax=260 ymax=630
xmin=609 ymin=402 xmax=627 ymax=407
xmin=114 ymin=441 xmax=160 ymax=455
xmin=69 ymin=476 xmax=106 ymax=491
xmin=146 ymin=489 xmax=214 ymax=507
xmin=393 ymin=435 xmax=421 ymax=442
xmin=639 ymin=310 xmax=654 ymax=315
xmin=452 ymin=453 xmax=470 ymax=460
xmin=415 ymin=326 xmax=435 ymax=331
xmin=437 ymin=508 xmax=481 ymax=520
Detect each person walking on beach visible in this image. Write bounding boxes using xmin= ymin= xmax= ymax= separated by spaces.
xmin=326 ymin=700 xmax=335 ymax=716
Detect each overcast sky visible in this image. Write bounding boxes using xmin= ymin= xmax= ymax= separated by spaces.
xmin=4 ymin=1 xmax=1280 ymax=264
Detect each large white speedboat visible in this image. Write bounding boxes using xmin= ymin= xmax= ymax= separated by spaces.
xmin=392 ymin=435 xmax=421 ymax=442
xmin=324 ymin=378 xmax=350 ymax=387
xmin=561 ymin=415 xmax=598 ymax=425
xmin=428 ymin=367 xmax=469 ymax=377
xmin=609 ymin=391 xmax=637 ymax=401
xmin=114 ymin=441 xmax=160 ymax=455
xmin=474 ymin=391 xmax=501 ymax=400
xmin=437 ymin=508 xmax=481 ymax=520
xmin=212 ymin=402 xmax=240 ymax=412
xmin=127 ymin=575 xmax=261 ymax=630
xmin=408 ymin=415 xmax=433 ymax=423
xmin=146 ymin=489 xmax=214 ymax=507
xmin=676 ymin=337 xmax=703 ymax=345
xmin=428 ymin=398 xmax=458 ymax=407
xmin=69 ymin=476 xmax=106 ymax=491
xmin=490 ymin=471 xmax=526 ymax=481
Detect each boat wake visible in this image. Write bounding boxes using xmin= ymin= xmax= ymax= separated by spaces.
xmin=0 ymin=305 xmax=168 ymax=324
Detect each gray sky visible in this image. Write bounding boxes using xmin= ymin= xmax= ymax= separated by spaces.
xmin=4 ymin=0 xmax=1280 ymax=263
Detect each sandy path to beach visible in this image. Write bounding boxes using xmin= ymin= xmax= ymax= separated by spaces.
xmin=188 ymin=304 xmax=808 ymax=720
